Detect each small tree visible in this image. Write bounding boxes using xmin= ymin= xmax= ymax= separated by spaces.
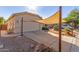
xmin=63 ymin=9 xmax=79 ymax=29
xmin=0 ymin=17 xmax=5 ymax=37
xmin=0 ymin=17 xmax=4 ymax=25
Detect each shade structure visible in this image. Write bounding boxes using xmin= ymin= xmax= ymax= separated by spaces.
xmin=34 ymin=11 xmax=66 ymax=24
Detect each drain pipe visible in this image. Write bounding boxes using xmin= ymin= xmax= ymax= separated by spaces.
xmin=20 ymin=17 xmax=23 ymax=36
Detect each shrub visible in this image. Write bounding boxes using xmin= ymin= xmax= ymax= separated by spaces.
xmin=42 ymin=24 xmax=49 ymax=30
xmin=53 ymin=24 xmax=59 ymax=31
xmin=63 ymin=27 xmax=71 ymax=32
xmin=42 ymin=27 xmax=49 ymax=30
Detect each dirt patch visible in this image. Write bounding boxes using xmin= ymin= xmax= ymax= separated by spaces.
xmin=0 ymin=36 xmax=54 ymax=52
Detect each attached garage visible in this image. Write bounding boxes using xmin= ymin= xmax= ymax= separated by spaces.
xmin=5 ymin=12 xmax=43 ymax=34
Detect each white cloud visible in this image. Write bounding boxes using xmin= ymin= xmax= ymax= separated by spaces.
xmin=25 ymin=6 xmax=38 ymax=14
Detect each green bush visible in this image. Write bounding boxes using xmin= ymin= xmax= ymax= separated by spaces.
xmin=42 ymin=24 xmax=49 ymax=30
xmin=42 ymin=27 xmax=49 ymax=30
xmin=63 ymin=27 xmax=71 ymax=32
xmin=53 ymin=24 xmax=59 ymax=31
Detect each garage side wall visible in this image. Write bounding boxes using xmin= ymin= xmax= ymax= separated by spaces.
xmin=14 ymin=14 xmax=43 ymax=33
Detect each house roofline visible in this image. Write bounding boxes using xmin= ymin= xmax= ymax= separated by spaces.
xmin=5 ymin=11 xmax=42 ymax=23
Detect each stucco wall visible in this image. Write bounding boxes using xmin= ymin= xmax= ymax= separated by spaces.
xmin=6 ymin=13 xmax=43 ymax=33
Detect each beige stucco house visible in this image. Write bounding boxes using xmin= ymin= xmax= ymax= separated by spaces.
xmin=5 ymin=12 xmax=43 ymax=34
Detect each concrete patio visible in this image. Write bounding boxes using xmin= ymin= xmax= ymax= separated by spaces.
xmin=1 ymin=30 xmax=79 ymax=52
xmin=24 ymin=30 xmax=79 ymax=52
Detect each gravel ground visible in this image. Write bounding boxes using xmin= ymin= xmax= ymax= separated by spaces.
xmin=0 ymin=31 xmax=54 ymax=52
xmin=0 ymin=36 xmax=38 ymax=52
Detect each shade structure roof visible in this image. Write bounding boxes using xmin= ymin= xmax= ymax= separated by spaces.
xmin=34 ymin=11 xmax=66 ymax=25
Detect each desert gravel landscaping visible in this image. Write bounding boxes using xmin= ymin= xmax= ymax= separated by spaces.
xmin=0 ymin=31 xmax=54 ymax=52
xmin=0 ymin=36 xmax=38 ymax=52
xmin=0 ymin=30 xmax=79 ymax=52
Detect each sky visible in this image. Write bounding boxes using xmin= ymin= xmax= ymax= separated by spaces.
xmin=0 ymin=6 xmax=58 ymax=20
xmin=0 ymin=6 xmax=79 ymax=20
xmin=62 ymin=6 xmax=79 ymax=18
